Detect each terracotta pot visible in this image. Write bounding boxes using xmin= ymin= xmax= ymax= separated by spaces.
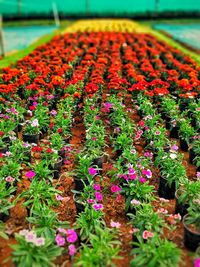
xmin=183 ymin=214 xmax=200 ymax=251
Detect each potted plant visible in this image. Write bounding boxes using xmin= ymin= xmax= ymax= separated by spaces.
xmin=11 ymin=230 xmax=63 ymax=267
xmin=178 ymin=119 xmax=195 ymax=151
xmin=183 ymin=202 xmax=200 ymax=251
xmin=189 ymin=139 xmax=200 ymax=164
xmin=175 ymin=180 xmax=200 ymax=217
xmin=22 ymin=118 xmax=40 ymax=144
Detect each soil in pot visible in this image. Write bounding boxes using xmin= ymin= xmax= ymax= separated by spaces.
xmin=22 ymin=133 xmax=39 ymax=144
xmin=183 ymin=215 xmax=200 ymax=251
xmin=158 ymin=176 xmax=176 ymax=199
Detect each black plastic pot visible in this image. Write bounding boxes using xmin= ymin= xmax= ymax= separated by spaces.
xmin=53 ymin=170 xmax=60 ymax=179
xmin=175 ymin=190 xmax=189 ymax=218
xmin=0 ymin=212 xmax=9 ymax=222
xmin=92 ymin=157 xmax=103 ymax=169
xmin=74 ymin=177 xmax=89 ymax=191
xmin=73 ymin=196 xmax=85 ymax=214
xmin=2 ymin=136 xmax=10 ymax=143
xmin=52 ymin=157 xmax=63 ymax=171
xmin=170 ymin=126 xmax=179 ymax=139
xmin=22 ymin=133 xmax=39 ymax=144
xmin=158 ymin=176 xmax=176 ymax=199
xmin=183 ymin=214 xmax=200 ymax=251
xmin=180 ymin=139 xmax=189 ymax=151
xmin=116 ymin=149 xmax=123 ymax=157
xmin=58 ymin=149 xmax=65 ymax=159
xmin=0 ymin=146 xmax=7 ymax=153
xmin=189 ymin=148 xmax=196 ymax=164
xmin=24 ymin=150 xmax=31 ymax=162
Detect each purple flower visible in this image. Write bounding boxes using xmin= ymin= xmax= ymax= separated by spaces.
xmin=25 ymin=170 xmax=36 ymax=180
xmin=196 ymin=172 xmax=200 ymax=179
xmin=68 ymin=244 xmax=76 ymax=256
xmin=104 ymin=102 xmax=113 ymax=109
xmin=144 ymin=152 xmax=153 ymax=157
xmin=55 ymin=234 xmax=66 ymax=246
xmin=88 ymin=167 xmax=97 ymax=176
xmin=93 ymin=203 xmax=103 ymax=210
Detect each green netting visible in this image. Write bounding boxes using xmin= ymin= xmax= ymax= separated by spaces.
xmin=0 ymin=0 xmax=200 ymax=16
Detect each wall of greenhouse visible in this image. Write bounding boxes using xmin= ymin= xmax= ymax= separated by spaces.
xmin=1 ymin=0 xmax=200 ymax=18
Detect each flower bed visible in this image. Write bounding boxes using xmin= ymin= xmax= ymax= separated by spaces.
xmin=0 ymin=27 xmax=200 ymax=267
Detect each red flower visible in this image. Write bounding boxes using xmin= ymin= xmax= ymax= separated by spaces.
xmin=58 ymin=128 xmax=63 ymax=133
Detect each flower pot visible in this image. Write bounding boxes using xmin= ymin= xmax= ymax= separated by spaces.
xmin=0 ymin=212 xmax=9 ymax=222
xmin=58 ymin=149 xmax=65 ymax=159
xmin=180 ymin=139 xmax=189 ymax=151
xmin=22 ymin=133 xmax=39 ymax=144
xmin=2 ymin=136 xmax=10 ymax=143
xmin=116 ymin=149 xmax=123 ymax=157
xmin=53 ymin=170 xmax=60 ymax=179
xmin=73 ymin=196 xmax=85 ymax=214
xmin=170 ymin=126 xmax=179 ymax=139
xmin=158 ymin=176 xmax=176 ymax=199
xmin=189 ymin=148 xmax=196 ymax=164
xmin=0 ymin=146 xmax=7 ymax=153
xmin=175 ymin=190 xmax=189 ymax=218
xmin=183 ymin=214 xmax=200 ymax=251
xmin=74 ymin=177 xmax=89 ymax=192
xmin=92 ymin=157 xmax=103 ymax=169
xmin=52 ymin=157 xmax=63 ymax=171
xmin=24 ymin=150 xmax=31 ymax=162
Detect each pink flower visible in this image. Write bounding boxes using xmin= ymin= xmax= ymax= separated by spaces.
xmin=34 ymin=237 xmax=45 ymax=246
xmin=128 ymin=167 xmax=135 ymax=175
xmin=58 ymin=228 xmax=68 ymax=234
xmin=131 ymin=199 xmax=141 ymax=205
xmin=132 ymin=228 xmax=140 ymax=233
xmin=31 ymin=119 xmax=39 ymax=127
xmin=142 ymin=230 xmax=154 ymax=240
xmin=139 ymin=177 xmax=146 ymax=183
xmin=159 ymin=197 xmax=169 ymax=203
xmin=55 ymin=234 xmax=66 ymax=246
xmin=194 ymin=258 xmax=200 ymax=267
xmin=116 ymin=193 xmax=122 ymax=202
xmin=50 ymin=110 xmax=57 ymax=116
xmin=92 ymin=137 xmax=97 ymax=141
xmin=25 ymin=231 xmax=37 ymax=243
xmin=170 ymin=145 xmax=178 ymax=151
xmin=93 ymin=184 xmax=101 ymax=190
xmin=93 ymin=203 xmax=103 ymax=210
xmin=66 ymin=229 xmax=78 ymax=243
xmin=157 ymin=208 xmax=168 ymax=214
xmin=87 ymin=199 xmax=95 ymax=204
xmin=5 ymin=176 xmax=15 ymax=182
xmin=95 ymin=192 xmax=103 ymax=201
xmin=129 ymin=174 xmax=137 ymax=180
xmin=110 ymin=185 xmax=121 ymax=193
xmin=68 ymin=244 xmax=76 ymax=256
xmin=56 ymin=194 xmax=64 ymax=201
xmin=88 ymin=167 xmax=97 ymax=176
xmin=110 ymin=220 xmax=121 ymax=228
xmin=144 ymin=151 xmax=153 ymax=157
xmin=25 ymin=170 xmax=36 ymax=180
xmin=142 ymin=169 xmax=152 ymax=178
xmin=155 ymin=131 xmax=161 ymax=135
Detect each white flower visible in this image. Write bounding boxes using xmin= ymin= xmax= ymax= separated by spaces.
xmin=31 ymin=119 xmax=39 ymax=127
xmin=34 ymin=237 xmax=45 ymax=246
xmin=170 ymin=153 xmax=177 ymax=159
